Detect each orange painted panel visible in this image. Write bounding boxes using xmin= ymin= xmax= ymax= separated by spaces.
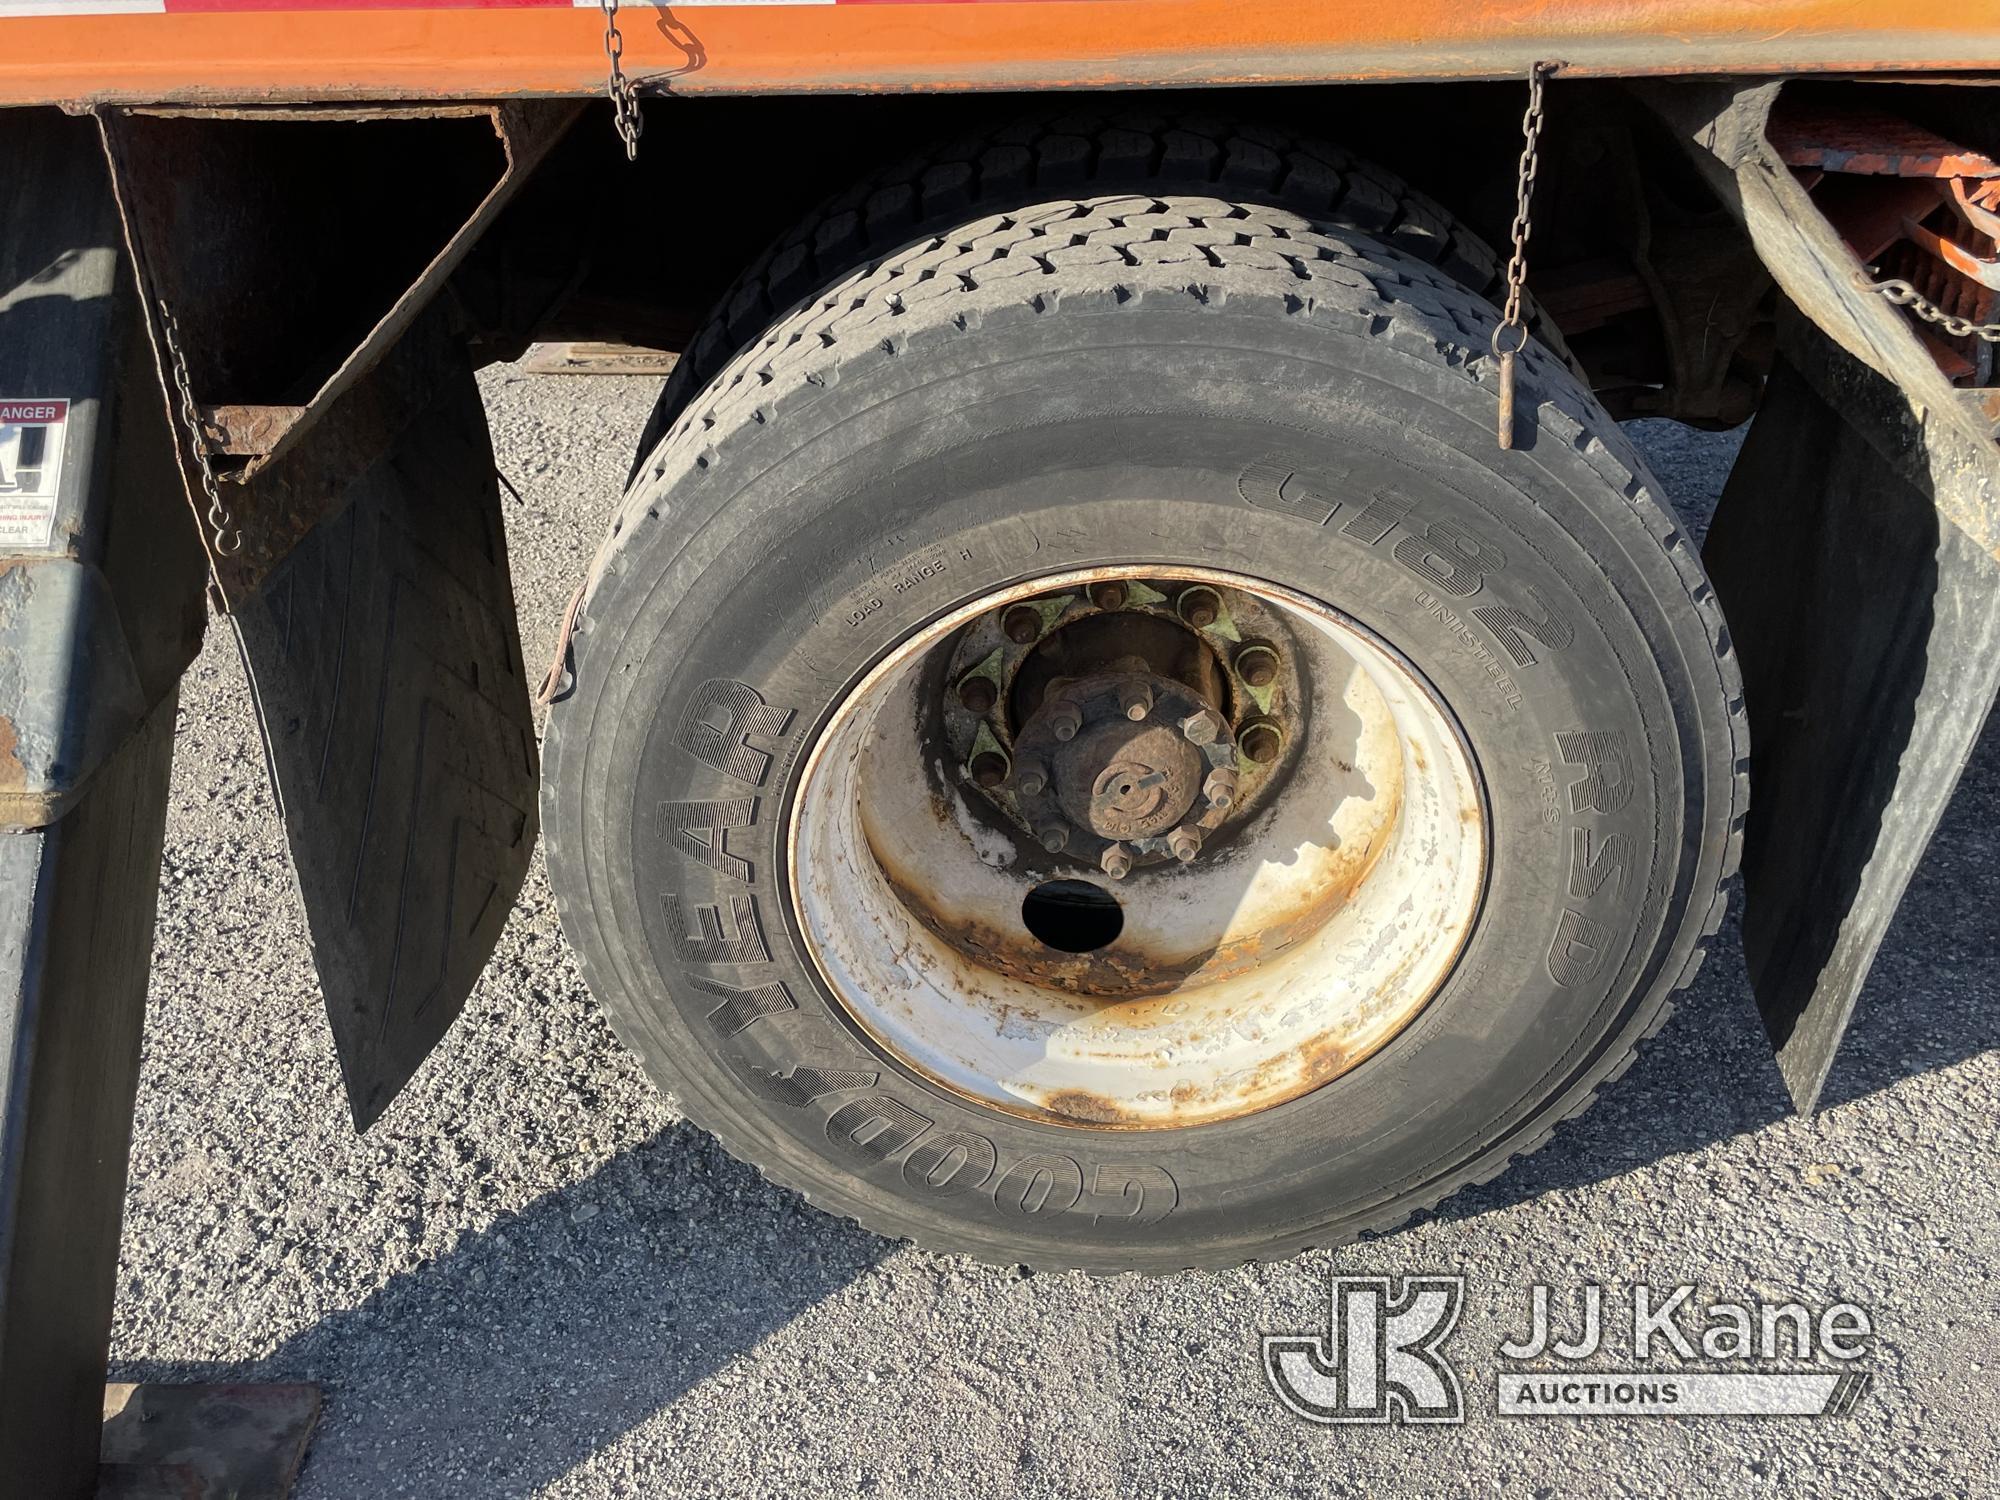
xmin=0 ymin=1 xmax=1996 ymax=109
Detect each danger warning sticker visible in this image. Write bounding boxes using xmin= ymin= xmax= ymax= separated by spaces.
xmin=0 ymin=398 xmax=69 ymax=550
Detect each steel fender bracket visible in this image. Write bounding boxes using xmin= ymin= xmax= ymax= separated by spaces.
xmin=94 ymin=100 xmax=579 ymax=605
xmin=1640 ymin=81 xmax=2000 ymax=1110
xmin=233 ymin=327 xmax=538 ymax=1129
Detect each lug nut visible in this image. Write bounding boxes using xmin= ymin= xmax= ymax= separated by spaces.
xmin=1117 ymin=681 xmax=1153 ymax=721
xmin=958 ymin=675 xmax=997 ymax=714
xmin=1048 ymin=698 xmax=1083 ymax=742
xmin=1180 ymin=708 xmax=1223 ymax=745
xmin=1013 ymin=762 xmax=1048 ymax=797
xmin=1168 ymin=825 xmax=1203 ymax=863
xmin=1003 ymin=605 xmax=1042 ymax=644
xmin=1100 ymin=843 xmax=1133 ymax=880
xmin=1235 ymin=643 xmax=1280 ymax=688
xmin=1241 ymin=719 xmax=1284 ymax=765
xmin=1176 ymin=586 xmax=1222 ymax=629
xmin=1203 ymin=768 xmax=1240 ymax=811
xmin=970 ymin=751 xmax=1009 ymax=788
xmin=1039 ymin=825 xmax=1070 ymax=853
xmin=1091 ymin=580 xmax=1128 ymax=611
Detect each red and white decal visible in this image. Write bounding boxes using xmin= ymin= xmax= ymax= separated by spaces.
xmin=0 ymin=398 xmax=69 ymax=552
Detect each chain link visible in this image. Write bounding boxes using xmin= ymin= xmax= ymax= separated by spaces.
xmin=1493 ymin=60 xmax=1557 ymax=361
xmin=599 ymin=0 xmax=643 ymax=162
xmin=1854 ymin=272 xmax=2000 ymax=344
xmin=158 ymin=302 xmax=241 ymax=557
xmin=1492 ymin=61 xmax=1560 ymax=449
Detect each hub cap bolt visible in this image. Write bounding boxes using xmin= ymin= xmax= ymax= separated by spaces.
xmin=1241 ymin=719 xmax=1284 ymax=765
xmin=1203 ymin=768 xmax=1239 ymax=810
xmin=1177 ymin=586 xmax=1222 ymax=629
xmin=1180 ymin=708 xmax=1223 ymax=745
xmin=1100 ymin=843 xmax=1132 ymax=880
xmin=958 ymin=675 xmax=997 ymax=714
xmin=970 ymin=751 xmax=1009 ymax=788
xmin=1048 ymin=698 xmax=1083 ymax=742
xmin=1168 ymin=825 xmax=1203 ymax=864
xmin=1013 ymin=763 xmax=1048 ymax=797
xmin=1039 ymin=825 xmax=1070 ymax=853
xmin=1003 ymin=605 xmax=1042 ymax=644
xmin=1091 ymin=581 xmax=1128 ymax=611
xmin=1235 ymin=643 xmax=1280 ymax=689
xmin=1117 ymin=681 xmax=1153 ymax=721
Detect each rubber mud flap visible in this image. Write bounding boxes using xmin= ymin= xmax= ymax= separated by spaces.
xmin=235 ymin=356 xmax=538 ymax=1128
xmin=1704 ymin=323 xmax=2000 ymax=1111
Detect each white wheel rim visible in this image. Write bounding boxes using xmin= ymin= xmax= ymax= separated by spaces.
xmin=789 ymin=566 xmax=1487 ymax=1129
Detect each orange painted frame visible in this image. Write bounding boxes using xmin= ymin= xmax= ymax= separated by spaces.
xmin=1 ymin=1 xmax=1997 ymax=109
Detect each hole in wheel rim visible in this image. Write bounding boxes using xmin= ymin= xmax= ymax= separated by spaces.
xmin=1021 ymin=880 xmax=1124 ymax=953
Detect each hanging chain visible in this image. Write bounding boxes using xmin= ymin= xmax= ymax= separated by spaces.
xmin=158 ymin=302 xmax=241 ymax=557
xmin=1854 ymin=272 xmax=2000 ymax=344
xmin=1493 ymin=60 xmax=1560 ymax=450
xmin=599 ymin=0 xmax=644 ymax=161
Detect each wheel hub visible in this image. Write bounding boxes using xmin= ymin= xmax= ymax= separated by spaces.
xmin=1012 ymin=668 xmax=1234 ymax=872
xmin=942 ymin=579 xmax=1298 ymax=874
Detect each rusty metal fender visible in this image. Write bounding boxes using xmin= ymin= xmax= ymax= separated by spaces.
xmin=1639 ymin=81 xmax=2000 ymax=1110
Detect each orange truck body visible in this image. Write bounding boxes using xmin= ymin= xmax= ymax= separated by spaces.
xmin=2 ymin=0 xmax=1998 ymax=109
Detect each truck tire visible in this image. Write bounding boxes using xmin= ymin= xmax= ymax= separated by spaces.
xmin=632 ymin=108 xmax=1574 ymax=467
xmin=544 ymin=187 xmax=1746 ymax=1272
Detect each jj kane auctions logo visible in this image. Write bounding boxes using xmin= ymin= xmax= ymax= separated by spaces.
xmin=1265 ymin=1275 xmax=1874 ymax=1424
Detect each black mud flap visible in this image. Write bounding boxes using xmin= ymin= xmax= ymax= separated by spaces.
xmin=1637 ymin=80 xmax=2000 ymax=1113
xmin=234 ymin=353 xmax=538 ymax=1128
xmin=1705 ymin=316 xmax=2000 ymax=1110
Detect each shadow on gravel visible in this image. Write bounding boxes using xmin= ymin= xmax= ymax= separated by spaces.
xmin=115 ymin=1122 xmax=889 ymax=1496
xmin=1424 ymin=701 xmax=2000 ymax=1231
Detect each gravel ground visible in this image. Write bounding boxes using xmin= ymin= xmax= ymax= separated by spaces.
xmin=108 ymin=369 xmax=1998 ymax=1499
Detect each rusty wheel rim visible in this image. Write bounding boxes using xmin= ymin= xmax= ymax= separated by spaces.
xmin=789 ymin=566 xmax=1487 ymax=1130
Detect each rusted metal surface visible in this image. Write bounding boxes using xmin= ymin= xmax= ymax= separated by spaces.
xmin=1770 ymin=96 xmax=2000 ymax=386
xmin=790 ymin=567 xmax=1486 ymax=1130
xmin=196 ymin=404 xmax=306 ymax=458
xmin=1905 ymin=215 xmax=2000 ymax=289
xmin=198 ymin=305 xmax=468 ymax=602
xmin=100 ymin=1383 xmax=320 ymax=1500
xmin=94 ymin=99 xmax=580 ymax=603
xmin=1 ymin=2 xmax=1999 ymax=109
xmin=942 ymin=579 xmax=1303 ymax=876
xmin=1771 ymin=103 xmax=2000 ymax=178
xmin=1644 ymin=80 xmax=2000 ymax=540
